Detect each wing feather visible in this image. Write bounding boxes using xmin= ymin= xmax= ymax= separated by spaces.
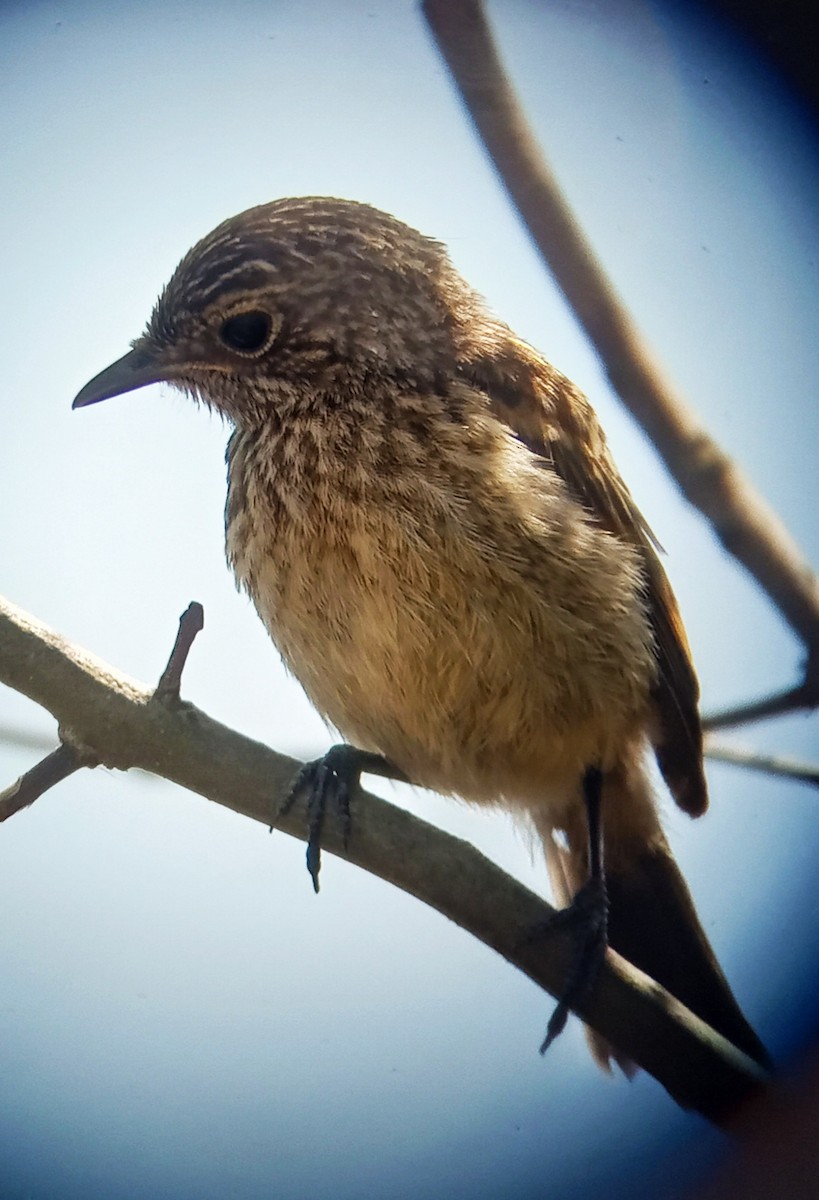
xmin=459 ymin=334 xmax=707 ymax=815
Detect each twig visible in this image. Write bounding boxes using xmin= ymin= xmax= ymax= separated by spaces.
xmin=154 ymin=602 xmax=204 ymax=702
xmin=705 ymin=740 xmax=819 ymax=788
xmin=0 ymin=724 xmax=58 ymax=753
xmin=0 ymin=743 xmax=84 ymax=822
xmin=703 ymin=681 xmax=817 ymax=732
xmin=0 ymin=590 xmax=765 ymax=1126
xmin=421 ymin=0 xmax=819 ymax=666
xmin=0 ymin=602 xmax=206 ymax=823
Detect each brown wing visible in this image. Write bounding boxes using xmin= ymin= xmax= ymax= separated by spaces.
xmin=460 ymin=335 xmax=707 ymax=816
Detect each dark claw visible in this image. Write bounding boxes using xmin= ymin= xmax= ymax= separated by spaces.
xmin=528 ymin=763 xmax=607 ymax=1054
xmin=273 ymin=745 xmax=404 ymax=893
xmin=527 ymin=875 xmax=609 ymax=1054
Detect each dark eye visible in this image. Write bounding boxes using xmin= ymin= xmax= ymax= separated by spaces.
xmin=219 ymin=310 xmax=273 ymax=354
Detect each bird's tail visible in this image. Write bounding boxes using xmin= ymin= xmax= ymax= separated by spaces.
xmin=537 ymin=764 xmax=770 ymax=1072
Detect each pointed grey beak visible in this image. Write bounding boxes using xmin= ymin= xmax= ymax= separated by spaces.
xmin=72 ymin=345 xmax=168 ymax=409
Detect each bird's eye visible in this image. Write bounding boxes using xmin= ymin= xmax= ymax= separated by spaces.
xmin=218 ymin=310 xmax=273 ymax=354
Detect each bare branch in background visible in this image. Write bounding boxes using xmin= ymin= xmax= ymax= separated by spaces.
xmin=0 ymin=724 xmax=58 ymax=753
xmin=703 ymin=681 xmax=817 ymax=731
xmin=705 ymin=739 xmax=819 ymax=789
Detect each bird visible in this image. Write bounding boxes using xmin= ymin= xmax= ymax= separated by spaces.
xmin=73 ymin=195 xmax=769 ymax=1070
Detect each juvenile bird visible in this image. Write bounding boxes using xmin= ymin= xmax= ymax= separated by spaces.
xmin=73 ymin=196 xmax=768 ymax=1069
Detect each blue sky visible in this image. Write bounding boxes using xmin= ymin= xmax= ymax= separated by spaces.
xmin=1 ymin=2 xmax=818 ymax=1198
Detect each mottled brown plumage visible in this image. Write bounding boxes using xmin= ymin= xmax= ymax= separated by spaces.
xmin=73 ymin=196 xmax=768 ymax=1069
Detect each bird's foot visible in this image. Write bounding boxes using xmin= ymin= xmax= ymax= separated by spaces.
xmin=526 ymin=875 xmax=609 ymax=1054
xmin=274 ymin=745 xmax=405 ymax=893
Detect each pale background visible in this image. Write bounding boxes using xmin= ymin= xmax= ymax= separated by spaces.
xmin=1 ymin=2 xmax=818 ymax=1198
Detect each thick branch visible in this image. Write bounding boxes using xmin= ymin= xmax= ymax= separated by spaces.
xmin=0 ymin=593 xmax=764 ymax=1124
xmin=422 ymin=0 xmax=819 ymax=665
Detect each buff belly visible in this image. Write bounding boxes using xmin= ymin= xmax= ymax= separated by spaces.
xmin=237 ymin=508 xmax=654 ymax=826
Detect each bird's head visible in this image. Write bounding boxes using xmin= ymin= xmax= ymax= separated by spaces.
xmin=73 ymin=197 xmax=477 ymax=425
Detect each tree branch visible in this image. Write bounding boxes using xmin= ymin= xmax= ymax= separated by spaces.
xmin=703 ymin=681 xmax=817 ymax=732
xmin=0 ymin=743 xmax=84 ymax=821
xmin=0 ymin=723 xmax=61 ymax=753
xmin=421 ymin=0 xmax=819 ymax=669
xmin=705 ymin=739 xmax=819 ymax=788
xmin=0 ymin=592 xmax=765 ymax=1125
xmin=155 ymin=601 xmax=205 ymax=702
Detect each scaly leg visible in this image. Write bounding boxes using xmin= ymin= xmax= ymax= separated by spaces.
xmin=533 ymin=765 xmax=609 ymax=1053
xmin=275 ymin=745 xmax=408 ymax=893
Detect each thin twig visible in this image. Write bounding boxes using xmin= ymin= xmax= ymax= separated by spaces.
xmin=0 ymin=724 xmax=58 ymax=753
xmin=421 ymin=0 xmax=819 ymax=667
xmin=703 ymin=681 xmax=816 ymax=731
xmin=705 ymin=740 xmax=819 ymax=788
xmin=154 ymin=602 xmax=205 ymax=702
xmin=0 ymin=603 xmax=206 ymax=823
xmin=0 ymin=743 xmax=84 ymax=822
xmin=0 ymin=590 xmax=765 ymax=1126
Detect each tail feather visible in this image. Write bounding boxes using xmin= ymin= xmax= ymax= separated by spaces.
xmin=606 ymin=846 xmax=770 ymax=1069
xmin=542 ymin=833 xmax=769 ymax=1071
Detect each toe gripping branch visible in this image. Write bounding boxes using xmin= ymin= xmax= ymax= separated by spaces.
xmin=274 ymin=746 xmax=408 ymax=893
xmin=529 ymin=765 xmax=609 ymax=1053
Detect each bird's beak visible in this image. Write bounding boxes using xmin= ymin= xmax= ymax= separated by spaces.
xmin=72 ymin=345 xmax=169 ymax=409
